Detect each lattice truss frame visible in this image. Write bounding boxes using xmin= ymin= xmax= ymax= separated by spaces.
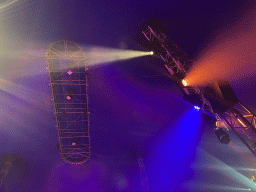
xmin=220 ymin=102 xmax=256 ymax=153
xmin=46 ymin=40 xmax=90 ymax=164
xmin=0 ymin=162 xmax=11 ymax=187
xmin=142 ymin=26 xmax=213 ymax=113
xmin=138 ymin=158 xmax=150 ymax=192
xmin=142 ymin=26 xmax=256 ymax=157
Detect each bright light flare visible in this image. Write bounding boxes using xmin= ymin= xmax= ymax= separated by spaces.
xmin=182 ymin=79 xmax=188 ymax=86
xmin=193 ymin=106 xmax=200 ymax=111
xmin=150 ymin=51 xmax=154 ymax=55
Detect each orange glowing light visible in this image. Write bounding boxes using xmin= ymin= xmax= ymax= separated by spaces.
xmin=216 ymin=120 xmax=220 ymax=127
xmin=184 ymin=5 xmax=256 ymax=86
xmin=182 ymin=79 xmax=188 ymax=86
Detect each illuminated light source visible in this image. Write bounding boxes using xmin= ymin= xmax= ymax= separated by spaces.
xmin=182 ymin=79 xmax=188 ymax=86
xmin=216 ymin=120 xmax=220 ymax=127
xmin=194 ymin=106 xmax=200 ymax=111
xmin=66 ymin=95 xmax=72 ymax=100
xmin=216 ymin=120 xmax=229 ymax=130
xmin=67 ymin=70 xmax=73 ymax=75
xmin=150 ymin=51 xmax=154 ymax=55
xmin=215 ymin=128 xmax=231 ymax=144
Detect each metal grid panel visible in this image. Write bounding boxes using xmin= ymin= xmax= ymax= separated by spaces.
xmin=46 ymin=40 xmax=90 ymax=164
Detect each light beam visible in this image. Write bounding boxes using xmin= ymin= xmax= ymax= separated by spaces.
xmin=84 ymin=46 xmax=154 ymax=66
xmin=0 ymin=0 xmax=20 ymax=10
xmin=190 ymin=148 xmax=256 ymax=191
xmin=183 ymin=182 xmax=252 ymax=191
xmin=184 ymin=4 xmax=256 ymax=86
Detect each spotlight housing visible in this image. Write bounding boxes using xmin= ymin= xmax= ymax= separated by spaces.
xmin=215 ymin=128 xmax=231 ymax=144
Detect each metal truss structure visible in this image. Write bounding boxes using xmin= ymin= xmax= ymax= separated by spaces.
xmin=0 ymin=161 xmax=11 ymax=187
xmin=142 ymin=26 xmax=256 ymax=157
xmin=220 ymin=102 xmax=256 ymax=155
xmin=46 ymin=40 xmax=90 ymax=164
xmin=138 ymin=157 xmax=150 ymax=192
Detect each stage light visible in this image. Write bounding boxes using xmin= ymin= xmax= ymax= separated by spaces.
xmin=66 ymin=96 xmax=72 ymax=100
xmin=216 ymin=120 xmax=220 ymax=127
xmin=182 ymin=79 xmax=188 ymax=86
xmin=67 ymin=70 xmax=73 ymax=75
xmin=150 ymin=51 xmax=154 ymax=55
xmin=215 ymin=128 xmax=231 ymax=144
xmin=194 ymin=106 xmax=200 ymax=111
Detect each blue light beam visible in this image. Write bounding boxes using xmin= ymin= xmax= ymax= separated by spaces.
xmin=147 ymin=107 xmax=202 ymax=191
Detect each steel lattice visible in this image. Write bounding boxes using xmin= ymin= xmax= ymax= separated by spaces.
xmin=46 ymin=40 xmax=90 ymax=164
xmin=142 ymin=26 xmax=256 ymax=157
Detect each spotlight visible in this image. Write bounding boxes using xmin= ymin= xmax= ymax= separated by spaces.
xmin=194 ymin=106 xmax=200 ymax=111
xmin=66 ymin=95 xmax=72 ymax=100
xmin=215 ymin=128 xmax=231 ymax=144
xmin=150 ymin=51 xmax=154 ymax=55
xmin=182 ymin=79 xmax=188 ymax=86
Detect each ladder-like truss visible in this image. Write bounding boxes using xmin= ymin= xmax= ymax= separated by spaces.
xmin=0 ymin=161 xmax=11 ymax=187
xmin=46 ymin=40 xmax=90 ymax=164
xmin=142 ymin=26 xmax=256 ymax=157
xmin=138 ymin=157 xmax=150 ymax=192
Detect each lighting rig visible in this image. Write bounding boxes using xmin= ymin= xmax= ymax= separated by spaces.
xmin=46 ymin=40 xmax=91 ymax=164
xmin=142 ymin=26 xmax=256 ymax=157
